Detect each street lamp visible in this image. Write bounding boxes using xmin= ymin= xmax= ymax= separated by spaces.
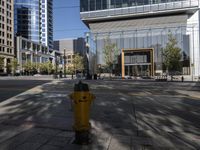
xmin=53 ymin=55 xmax=58 ymax=79
xmin=64 ymin=48 xmax=66 ymax=78
xmin=86 ymin=33 xmax=90 ymax=79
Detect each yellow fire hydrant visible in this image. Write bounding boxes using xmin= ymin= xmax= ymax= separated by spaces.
xmin=69 ymin=81 xmax=95 ymax=144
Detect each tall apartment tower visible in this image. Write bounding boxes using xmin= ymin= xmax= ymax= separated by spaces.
xmin=0 ymin=0 xmax=14 ymax=74
xmin=40 ymin=0 xmax=53 ymax=49
xmin=14 ymin=0 xmax=53 ymax=49
xmin=80 ymin=0 xmax=200 ymax=78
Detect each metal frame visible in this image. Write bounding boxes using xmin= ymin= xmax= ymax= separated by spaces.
xmin=121 ymin=48 xmax=154 ymax=78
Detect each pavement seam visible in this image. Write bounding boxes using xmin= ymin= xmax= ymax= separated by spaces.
xmin=168 ymin=132 xmax=199 ymax=150
xmin=132 ymin=101 xmax=139 ymax=137
xmin=106 ymin=135 xmax=112 ymax=150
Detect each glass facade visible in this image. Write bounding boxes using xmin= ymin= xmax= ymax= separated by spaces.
xmin=80 ymin=0 xmax=193 ymax=12
xmin=81 ymin=0 xmax=200 ymax=76
xmin=14 ymin=0 xmax=53 ymax=48
xmin=91 ymin=24 xmax=195 ymax=75
xmin=14 ymin=0 xmax=40 ymax=42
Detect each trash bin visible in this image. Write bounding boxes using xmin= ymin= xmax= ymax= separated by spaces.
xmin=94 ymin=74 xmax=97 ymax=80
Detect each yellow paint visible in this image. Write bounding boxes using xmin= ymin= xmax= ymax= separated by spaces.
xmin=122 ymin=49 xmax=125 ymax=79
xmin=121 ymin=48 xmax=154 ymax=76
xmin=69 ymin=92 xmax=95 ymax=131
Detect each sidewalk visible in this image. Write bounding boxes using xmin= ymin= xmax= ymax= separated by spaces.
xmin=0 ymin=80 xmax=148 ymax=150
xmin=0 ymin=80 xmax=199 ymax=150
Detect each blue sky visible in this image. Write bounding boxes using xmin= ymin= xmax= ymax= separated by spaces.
xmin=53 ymin=0 xmax=89 ymax=40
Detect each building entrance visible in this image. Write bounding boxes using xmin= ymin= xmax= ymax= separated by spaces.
xmin=125 ymin=64 xmax=151 ymax=76
xmin=122 ymin=48 xmax=154 ymax=78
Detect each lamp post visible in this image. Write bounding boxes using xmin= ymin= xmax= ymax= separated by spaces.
xmin=86 ymin=33 xmax=90 ymax=79
xmin=54 ymin=55 xmax=58 ymax=79
xmin=64 ymin=48 xmax=66 ymax=78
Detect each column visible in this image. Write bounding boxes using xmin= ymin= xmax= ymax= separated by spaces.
xmin=4 ymin=57 xmax=7 ymax=73
xmin=121 ymin=49 xmax=125 ymax=79
xmin=30 ymin=53 xmax=33 ymax=63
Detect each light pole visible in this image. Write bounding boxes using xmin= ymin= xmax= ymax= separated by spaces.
xmin=64 ymin=48 xmax=66 ymax=78
xmin=86 ymin=33 xmax=90 ymax=79
xmin=54 ymin=55 xmax=58 ymax=79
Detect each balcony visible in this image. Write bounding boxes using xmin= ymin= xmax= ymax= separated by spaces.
xmin=81 ymin=0 xmax=199 ymax=22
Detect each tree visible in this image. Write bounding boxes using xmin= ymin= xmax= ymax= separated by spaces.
xmin=162 ymin=33 xmax=182 ymax=75
xmin=39 ymin=63 xmax=47 ymax=74
xmin=23 ymin=61 xmax=37 ymax=75
xmin=47 ymin=61 xmax=53 ymax=74
xmin=0 ymin=56 xmax=4 ymax=72
xmin=103 ymin=37 xmax=119 ymax=77
xmin=39 ymin=61 xmax=53 ymax=74
xmin=71 ymin=53 xmax=84 ymax=75
xmin=11 ymin=58 xmax=19 ymax=75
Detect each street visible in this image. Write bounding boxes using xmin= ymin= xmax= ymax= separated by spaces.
xmin=0 ymin=80 xmax=51 ymax=102
xmin=0 ymin=79 xmax=199 ymax=149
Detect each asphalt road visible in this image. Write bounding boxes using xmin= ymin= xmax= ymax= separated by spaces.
xmin=0 ymin=80 xmax=50 ymax=102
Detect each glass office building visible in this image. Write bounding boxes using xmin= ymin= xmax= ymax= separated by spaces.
xmin=14 ymin=0 xmax=53 ymax=49
xmin=80 ymin=0 xmax=200 ymax=77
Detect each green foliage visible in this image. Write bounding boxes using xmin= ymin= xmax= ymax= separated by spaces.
xmin=0 ymin=56 xmax=4 ymax=70
xmin=11 ymin=58 xmax=19 ymax=74
xmin=23 ymin=61 xmax=37 ymax=74
xmin=163 ymin=33 xmax=182 ymax=73
xmin=71 ymin=53 xmax=84 ymax=73
xmin=67 ymin=65 xmax=74 ymax=74
xmin=39 ymin=61 xmax=53 ymax=74
xmin=103 ymin=37 xmax=119 ymax=73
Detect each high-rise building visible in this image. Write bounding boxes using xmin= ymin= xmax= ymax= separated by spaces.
xmin=54 ymin=38 xmax=86 ymax=55
xmin=14 ymin=0 xmax=53 ymax=49
xmin=40 ymin=0 xmax=53 ymax=49
xmin=80 ymin=0 xmax=200 ymax=78
xmin=0 ymin=0 xmax=14 ymax=74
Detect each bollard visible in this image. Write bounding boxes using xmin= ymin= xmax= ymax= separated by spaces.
xmin=181 ymin=76 xmax=184 ymax=82
xmin=69 ymin=81 xmax=95 ymax=144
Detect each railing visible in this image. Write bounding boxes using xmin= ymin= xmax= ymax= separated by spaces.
xmin=81 ymin=0 xmax=199 ymax=20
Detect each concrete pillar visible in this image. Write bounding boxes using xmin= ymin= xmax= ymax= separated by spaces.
xmin=30 ymin=53 xmax=33 ymax=63
xmin=4 ymin=57 xmax=7 ymax=73
xmin=40 ymin=56 xmax=42 ymax=63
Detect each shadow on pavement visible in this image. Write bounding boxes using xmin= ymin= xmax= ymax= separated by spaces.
xmin=0 ymin=80 xmax=199 ymax=149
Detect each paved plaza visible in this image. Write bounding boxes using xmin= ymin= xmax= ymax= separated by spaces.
xmin=0 ymin=79 xmax=200 ymax=150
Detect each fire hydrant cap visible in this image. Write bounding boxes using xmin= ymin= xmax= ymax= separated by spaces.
xmin=74 ymin=81 xmax=89 ymax=92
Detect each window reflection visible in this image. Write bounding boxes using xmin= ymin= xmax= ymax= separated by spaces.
xmin=93 ymin=26 xmax=191 ymax=73
xmin=80 ymin=0 xmax=188 ymax=12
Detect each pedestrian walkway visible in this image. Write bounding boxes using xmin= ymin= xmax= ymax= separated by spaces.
xmin=0 ymin=80 xmax=199 ymax=150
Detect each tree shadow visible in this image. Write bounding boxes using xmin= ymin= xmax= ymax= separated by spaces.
xmin=87 ymin=80 xmax=200 ymax=149
xmin=0 ymin=80 xmax=200 ymax=149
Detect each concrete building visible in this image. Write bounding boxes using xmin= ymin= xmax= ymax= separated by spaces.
xmin=14 ymin=0 xmax=53 ymax=49
xmin=53 ymin=38 xmax=87 ymax=70
xmin=80 ymin=0 xmax=200 ymax=78
xmin=15 ymin=36 xmax=62 ymax=74
xmin=0 ymin=0 xmax=14 ymax=74
xmin=15 ymin=36 xmax=50 ymax=73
